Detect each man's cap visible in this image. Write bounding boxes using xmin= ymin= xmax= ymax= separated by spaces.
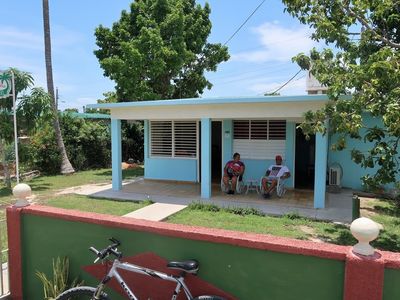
xmin=275 ymin=155 xmax=282 ymax=160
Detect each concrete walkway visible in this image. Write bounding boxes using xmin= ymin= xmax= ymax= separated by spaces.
xmin=123 ymin=203 xmax=187 ymax=221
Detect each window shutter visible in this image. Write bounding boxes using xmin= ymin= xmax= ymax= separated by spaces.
xmin=250 ymin=120 xmax=268 ymax=140
xmin=174 ymin=121 xmax=197 ymax=157
xmin=233 ymin=120 xmax=250 ymax=139
xmin=269 ymin=120 xmax=286 ymax=140
xmin=150 ymin=121 xmax=172 ymax=157
xmin=233 ymin=119 xmax=287 ymax=159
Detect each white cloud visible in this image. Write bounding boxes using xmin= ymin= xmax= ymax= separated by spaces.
xmin=231 ymin=22 xmax=316 ymax=63
xmin=248 ymin=76 xmax=307 ymax=95
xmin=0 ymin=27 xmax=43 ymax=51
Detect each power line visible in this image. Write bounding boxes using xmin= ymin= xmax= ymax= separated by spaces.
xmin=223 ymin=0 xmax=266 ymax=46
xmin=207 ymin=62 xmax=295 ymax=81
xmin=265 ymin=69 xmax=303 ymax=94
xmin=216 ymin=65 xmax=297 ymax=85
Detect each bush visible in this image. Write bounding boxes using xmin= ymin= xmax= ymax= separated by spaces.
xmin=24 ymin=124 xmax=61 ymax=174
xmin=122 ymin=121 xmax=144 ymax=162
xmin=188 ymin=202 xmax=265 ymax=216
xmin=61 ymin=114 xmax=111 ymax=170
xmin=22 ymin=114 xmax=112 ymax=174
xmin=189 ymin=202 xmax=220 ymax=212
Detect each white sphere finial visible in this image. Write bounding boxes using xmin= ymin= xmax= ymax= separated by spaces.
xmin=350 ymin=217 xmax=380 ymax=256
xmin=13 ymin=183 xmax=32 ymax=207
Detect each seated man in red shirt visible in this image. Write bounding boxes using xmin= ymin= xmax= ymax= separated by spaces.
xmin=223 ymin=153 xmax=245 ymax=194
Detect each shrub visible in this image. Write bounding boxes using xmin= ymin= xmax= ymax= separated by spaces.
xmin=189 ymin=202 xmax=220 ymax=212
xmin=227 ymin=206 xmax=265 ymax=217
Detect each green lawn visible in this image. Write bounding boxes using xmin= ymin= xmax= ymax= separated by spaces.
xmin=0 ymin=167 xmax=145 ymax=260
xmin=165 ymin=200 xmax=400 ymax=252
xmin=43 ymin=194 xmax=149 ymax=216
xmin=0 ymin=168 xmax=143 ymax=207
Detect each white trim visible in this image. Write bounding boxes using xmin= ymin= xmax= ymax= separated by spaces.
xmin=111 ymin=101 xmax=326 ymax=120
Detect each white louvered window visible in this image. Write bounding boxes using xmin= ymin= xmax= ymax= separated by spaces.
xmin=174 ymin=121 xmax=197 ymax=158
xmin=233 ymin=120 xmax=286 ymax=159
xmin=150 ymin=121 xmax=172 ymax=157
xmin=150 ymin=121 xmax=198 ymax=158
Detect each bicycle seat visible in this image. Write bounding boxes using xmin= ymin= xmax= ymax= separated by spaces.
xmin=167 ymin=259 xmax=199 ymax=274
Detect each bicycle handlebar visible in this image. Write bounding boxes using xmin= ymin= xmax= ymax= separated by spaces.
xmin=89 ymin=238 xmax=122 ymax=263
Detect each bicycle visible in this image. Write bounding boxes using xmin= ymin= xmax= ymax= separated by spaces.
xmin=55 ymin=238 xmax=227 ymax=300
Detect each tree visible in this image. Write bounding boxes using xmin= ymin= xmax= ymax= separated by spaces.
xmin=94 ymin=0 xmax=229 ymax=101
xmin=42 ymin=0 xmax=74 ymax=174
xmin=0 ymin=68 xmax=33 ymax=188
xmin=283 ymin=0 xmax=400 ymax=190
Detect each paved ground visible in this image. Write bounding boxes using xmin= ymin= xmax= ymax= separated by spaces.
xmin=123 ymin=203 xmax=187 ymax=221
xmin=66 ymin=177 xmax=353 ymax=223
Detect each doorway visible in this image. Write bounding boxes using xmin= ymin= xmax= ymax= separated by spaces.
xmin=211 ymin=121 xmax=222 ymax=183
xmin=295 ymin=126 xmax=315 ymax=189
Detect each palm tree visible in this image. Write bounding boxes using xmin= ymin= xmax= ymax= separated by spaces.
xmin=42 ymin=0 xmax=74 ymax=174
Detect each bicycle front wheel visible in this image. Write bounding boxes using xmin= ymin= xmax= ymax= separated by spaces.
xmin=193 ymin=296 xmax=226 ymax=300
xmin=55 ymin=286 xmax=111 ymax=300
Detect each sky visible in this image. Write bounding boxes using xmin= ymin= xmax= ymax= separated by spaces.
xmin=1 ymin=0 xmax=321 ymax=111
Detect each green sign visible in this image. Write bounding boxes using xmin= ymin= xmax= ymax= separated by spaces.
xmin=0 ymin=71 xmax=12 ymax=98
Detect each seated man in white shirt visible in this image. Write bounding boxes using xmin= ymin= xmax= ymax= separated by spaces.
xmin=262 ymin=155 xmax=290 ymax=198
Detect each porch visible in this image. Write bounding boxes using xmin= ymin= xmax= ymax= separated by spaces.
xmin=87 ymin=95 xmax=332 ymax=209
xmin=85 ymin=178 xmax=353 ymax=223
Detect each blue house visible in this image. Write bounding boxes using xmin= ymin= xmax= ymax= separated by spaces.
xmin=88 ymin=94 xmax=390 ymax=209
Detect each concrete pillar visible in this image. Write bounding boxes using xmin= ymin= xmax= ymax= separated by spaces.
xmin=111 ymin=119 xmax=122 ymax=191
xmin=285 ymin=121 xmax=295 ymax=188
xmin=201 ymin=118 xmax=211 ymax=199
xmin=314 ymin=123 xmax=328 ymax=208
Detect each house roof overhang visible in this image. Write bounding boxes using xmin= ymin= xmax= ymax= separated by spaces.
xmin=86 ymin=95 xmax=337 ymax=121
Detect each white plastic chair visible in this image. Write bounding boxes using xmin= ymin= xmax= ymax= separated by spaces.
xmin=259 ymin=176 xmax=287 ymax=198
xmin=221 ymin=175 xmax=245 ymax=194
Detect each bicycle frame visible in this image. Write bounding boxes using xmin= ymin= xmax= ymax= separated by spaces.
xmin=94 ymin=259 xmax=194 ymax=300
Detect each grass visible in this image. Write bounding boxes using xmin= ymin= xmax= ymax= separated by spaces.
xmin=166 ymin=203 xmax=356 ymax=244
xmin=0 ymin=168 xmax=143 ymax=206
xmin=359 ymin=197 xmax=400 ymax=251
xmin=166 ymin=200 xmax=400 ymax=252
xmin=42 ymin=194 xmax=149 ymax=216
xmin=0 ymin=167 xmax=145 ymax=261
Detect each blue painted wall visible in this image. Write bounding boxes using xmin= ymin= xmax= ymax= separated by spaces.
xmin=144 ymin=121 xmax=198 ymax=182
xmin=145 ymin=158 xmax=198 ymax=181
xmin=328 ymin=114 xmax=399 ymax=190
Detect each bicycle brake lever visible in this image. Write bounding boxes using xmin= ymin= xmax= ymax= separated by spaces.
xmin=94 ymin=257 xmax=100 ymax=264
xmin=109 ymin=237 xmax=121 ymax=246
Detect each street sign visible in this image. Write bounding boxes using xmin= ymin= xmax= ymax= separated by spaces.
xmin=0 ymin=71 xmax=12 ymax=98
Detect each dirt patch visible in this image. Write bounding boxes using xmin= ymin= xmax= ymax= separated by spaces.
xmin=122 ymin=162 xmax=139 ymax=170
xmin=298 ymin=225 xmax=315 ymax=235
xmin=359 ymin=196 xmax=380 ymax=218
xmin=298 ymin=225 xmax=326 ymax=243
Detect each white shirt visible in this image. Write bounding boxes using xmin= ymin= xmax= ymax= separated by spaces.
xmin=267 ymin=165 xmax=290 ymax=178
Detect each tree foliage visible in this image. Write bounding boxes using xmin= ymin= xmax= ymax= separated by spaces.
xmin=94 ymin=0 xmax=229 ymax=101
xmin=283 ymin=0 xmax=400 ymax=190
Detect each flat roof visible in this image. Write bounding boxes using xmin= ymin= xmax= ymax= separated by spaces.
xmin=87 ymin=94 xmax=333 ymax=109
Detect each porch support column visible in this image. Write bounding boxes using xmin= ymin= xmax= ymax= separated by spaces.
xmin=285 ymin=122 xmax=295 ymax=188
xmin=201 ymin=118 xmax=211 ymax=199
xmin=314 ymin=122 xmax=329 ymax=208
xmin=111 ymin=119 xmax=122 ymax=191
